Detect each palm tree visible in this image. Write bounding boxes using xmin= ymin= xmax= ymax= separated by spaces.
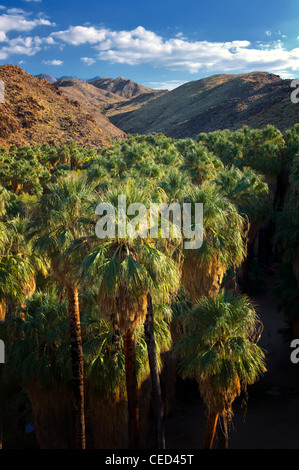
xmin=81 ymin=287 xmax=172 ymax=448
xmin=2 ymin=283 xmax=173 ymax=448
xmin=3 ymin=288 xmax=76 ymax=448
xmin=177 ymin=139 xmax=224 ymax=186
xmin=0 ymin=190 xmax=43 ymax=447
xmin=158 ymin=168 xmax=191 ymax=202
xmin=197 ymin=126 xmax=285 ymax=200
xmin=79 ymin=180 xmax=180 ymax=448
xmin=180 ymin=182 xmax=245 ymax=301
xmin=0 ymin=212 xmax=42 ymax=322
xmin=31 ymin=174 xmax=97 ymax=449
xmin=175 ymin=289 xmax=266 ymax=449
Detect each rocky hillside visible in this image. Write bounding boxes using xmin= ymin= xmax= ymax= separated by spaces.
xmin=103 ymin=89 xmax=168 ymax=118
xmin=109 ymin=72 xmax=298 ymax=138
xmin=54 ymin=78 xmax=126 ymax=139
xmin=89 ymin=76 xmax=156 ymax=99
xmin=54 ymin=76 xmax=167 ymax=139
xmin=2 ymin=67 xmax=297 ymax=147
xmin=0 ymin=65 xmax=112 ymax=148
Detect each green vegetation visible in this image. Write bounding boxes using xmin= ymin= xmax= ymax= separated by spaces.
xmin=175 ymin=290 xmax=266 ymax=449
xmin=0 ymin=125 xmax=298 ymax=449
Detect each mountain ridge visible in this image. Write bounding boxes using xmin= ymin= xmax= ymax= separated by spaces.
xmin=88 ymin=76 xmax=166 ymax=99
xmin=108 ymin=72 xmax=298 ymax=138
xmin=2 ymin=67 xmax=298 ymax=147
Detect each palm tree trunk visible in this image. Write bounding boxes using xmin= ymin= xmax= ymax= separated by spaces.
xmin=144 ymin=292 xmax=165 ymax=449
xmin=123 ymin=328 xmax=140 ymax=449
xmin=202 ymin=411 xmax=219 ymax=449
xmin=217 ymin=415 xmax=228 ymax=449
xmin=67 ymin=285 xmax=86 ymax=449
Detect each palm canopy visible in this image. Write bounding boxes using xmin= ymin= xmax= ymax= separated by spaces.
xmin=82 ymin=292 xmax=172 ymax=398
xmin=31 ymin=174 xmax=97 ymax=285
xmin=177 ymin=139 xmax=224 ymax=185
xmin=196 ymin=125 xmax=285 ymax=177
xmin=2 ymin=286 xmax=170 ymax=395
xmin=3 ymin=288 xmax=71 ymax=389
xmin=78 ymin=180 xmax=180 ymax=332
xmin=283 ymin=124 xmax=299 ymax=167
xmin=175 ymin=289 xmax=266 ymax=415
xmin=183 ymin=182 xmax=245 ymax=264
xmin=157 ymin=168 xmax=191 ymax=202
xmin=215 ymin=165 xmax=271 ymax=225
xmin=0 ymin=215 xmax=43 ymax=308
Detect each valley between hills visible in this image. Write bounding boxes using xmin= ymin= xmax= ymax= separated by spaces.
xmin=0 ymin=65 xmax=298 ymax=147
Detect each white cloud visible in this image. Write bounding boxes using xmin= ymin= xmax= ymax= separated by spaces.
xmin=42 ymin=59 xmax=63 ymax=65
xmin=275 ymin=70 xmax=296 ymax=79
xmin=0 ymin=36 xmax=43 ymax=59
xmin=0 ymin=10 xmax=54 ymax=59
xmin=50 ymin=26 xmax=108 ymax=45
xmin=0 ymin=10 xmax=54 ymax=47
xmin=6 ymin=8 xmax=29 ymax=15
xmin=81 ymin=56 xmax=96 ymax=66
xmin=0 ymin=14 xmax=297 ymax=79
xmin=49 ymin=24 xmax=299 ymax=76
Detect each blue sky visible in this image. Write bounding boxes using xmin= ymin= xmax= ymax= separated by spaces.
xmin=0 ymin=0 xmax=298 ymax=89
